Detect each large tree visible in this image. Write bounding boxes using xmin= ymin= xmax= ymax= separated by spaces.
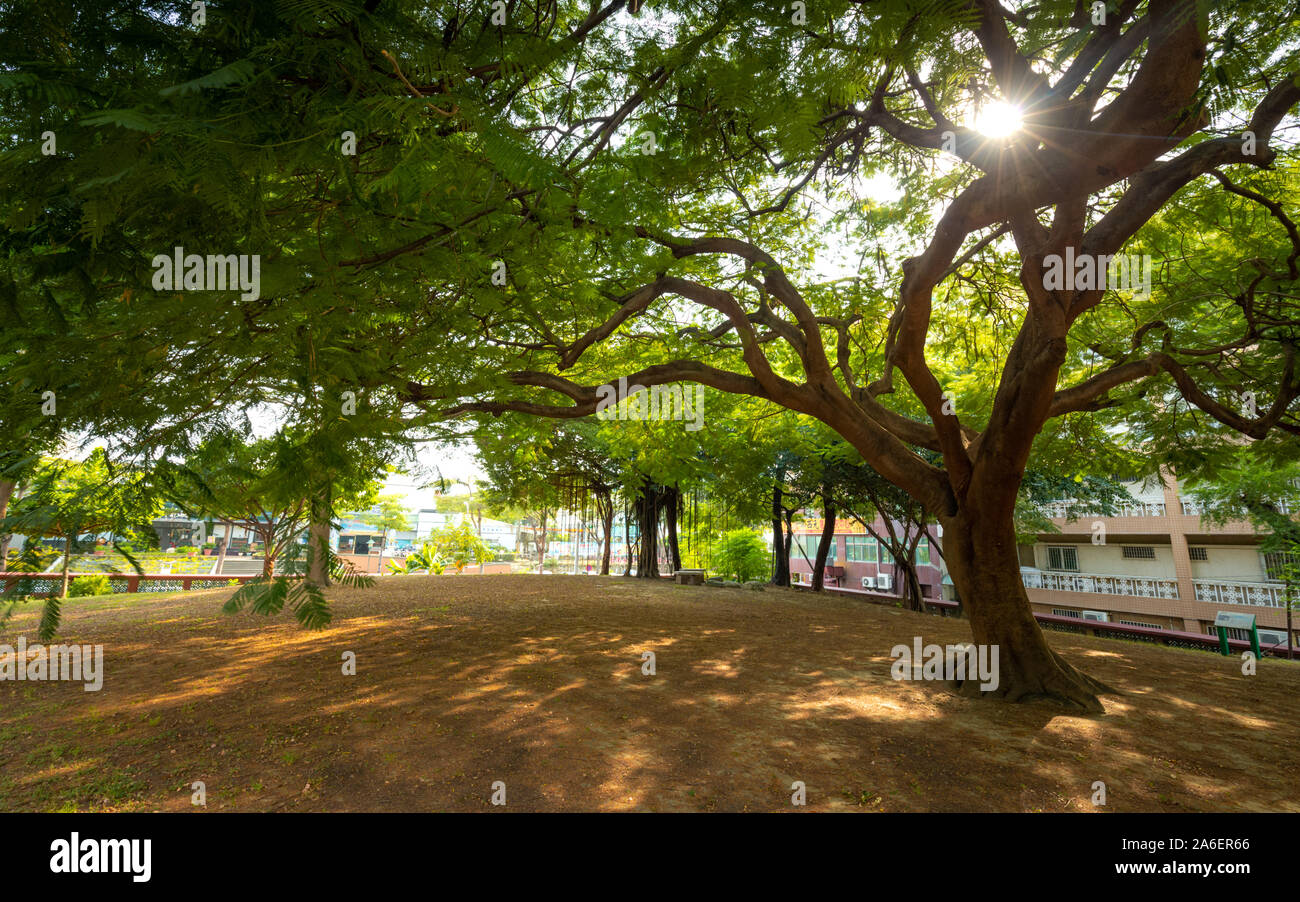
xmin=432 ymin=1 xmax=1300 ymax=711
xmin=5 ymin=1 xmax=1299 ymax=713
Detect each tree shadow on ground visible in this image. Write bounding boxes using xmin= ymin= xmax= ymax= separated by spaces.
xmin=0 ymin=575 xmax=1294 ymax=812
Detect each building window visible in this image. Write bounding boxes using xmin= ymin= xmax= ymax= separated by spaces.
xmin=1052 ymin=608 xmax=1082 ymax=618
xmin=1264 ymin=551 xmax=1300 ymax=581
xmin=1121 ymin=546 xmax=1156 ymax=560
xmin=1188 ymin=546 xmax=1208 ymax=562
xmin=916 ymin=535 xmax=931 ymax=566
xmin=794 ymin=535 xmax=836 ymax=564
xmin=845 ymin=535 xmax=876 ymax=563
xmin=1046 ymin=546 xmax=1079 ymax=571
xmin=1118 ymin=619 xmax=1161 ymax=629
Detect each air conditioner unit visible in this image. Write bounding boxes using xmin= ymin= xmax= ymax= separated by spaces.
xmin=876 ymin=574 xmax=892 ymax=591
xmin=1081 ymin=610 xmax=1109 ymax=622
xmin=861 ymin=576 xmax=876 ymax=589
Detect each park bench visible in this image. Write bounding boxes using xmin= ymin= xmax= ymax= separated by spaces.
xmin=674 ymin=569 xmax=706 ymax=586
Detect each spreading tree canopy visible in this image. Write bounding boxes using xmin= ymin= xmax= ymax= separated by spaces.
xmin=2 ymin=1 xmax=1298 ymax=711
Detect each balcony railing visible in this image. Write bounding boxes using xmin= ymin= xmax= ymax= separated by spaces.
xmin=1040 ymin=500 xmax=1167 ymax=519
xmin=1193 ymin=579 xmax=1293 ymax=610
xmin=1181 ymin=498 xmax=1293 ymax=516
xmin=1022 ymin=569 xmax=1180 ymax=599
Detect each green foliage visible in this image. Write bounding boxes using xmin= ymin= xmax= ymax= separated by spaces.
xmin=426 ymin=523 xmax=490 ymax=574
xmin=357 ymin=495 xmax=411 ymax=550
xmin=68 ymin=574 xmax=111 ymax=598
xmin=388 ymin=542 xmax=446 ymax=576
xmin=222 ymin=542 xmax=374 ymax=630
xmin=1185 ymin=450 xmax=1300 ymax=597
xmin=711 ymin=529 xmax=768 ymax=583
xmin=3 ymin=450 xmax=161 ymax=549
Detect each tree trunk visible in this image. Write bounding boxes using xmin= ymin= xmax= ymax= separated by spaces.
xmin=633 ymin=483 xmax=660 ymax=579
xmin=898 ymin=558 xmax=924 ymax=612
xmin=942 ymin=510 xmax=1113 ymax=713
xmin=60 ymin=532 xmax=73 ymax=597
xmin=0 ymin=478 xmax=15 ymax=568
xmin=782 ymin=512 xmax=795 ymax=577
xmin=810 ymin=497 xmax=835 ymax=592
xmin=307 ymin=487 xmax=332 ymax=588
xmin=535 ymin=510 xmax=549 ymax=572
xmin=1287 ymin=582 xmax=1293 ymax=661
xmin=770 ymin=483 xmax=790 ymax=587
xmin=662 ymin=485 xmax=682 ymax=572
xmin=215 ymin=519 xmax=231 ymax=575
xmin=598 ymin=492 xmax=613 ymax=576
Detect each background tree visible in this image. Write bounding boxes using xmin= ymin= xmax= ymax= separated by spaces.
xmin=711 ymin=529 xmax=768 ymax=583
xmin=358 ymin=494 xmax=411 ymax=557
xmin=168 ymin=434 xmax=313 ymax=580
xmin=2 ymin=448 xmax=160 ymax=635
xmin=426 ymin=522 xmax=491 ymax=575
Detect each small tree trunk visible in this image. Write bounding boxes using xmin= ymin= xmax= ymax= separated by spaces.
xmin=770 ymin=484 xmax=790 ymax=587
xmin=535 ymin=510 xmax=549 ymax=572
xmin=943 ymin=509 xmax=1113 ymax=713
xmin=599 ymin=493 xmax=613 ymax=576
xmin=663 ymin=485 xmax=682 ymax=572
xmin=307 ymin=487 xmax=332 ymax=588
xmin=61 ymin=533 xmax=73 ymax=597
xmin=215 ymin=520 xmax=231 ymax=574
xmin=810 ymin=497 xmax=835 ymax=592
xmin=1287 ymin=582 xmax=1293 ymax=661
xmin=898 ymin=559 xmax=924 ymax=612
xmin=634 ymin=484 xmax=661 ymax=579
xmin=622 ymin=501 xmax=632 ymax=577
xmin=0 ymin=478 xmax=15 ymax=567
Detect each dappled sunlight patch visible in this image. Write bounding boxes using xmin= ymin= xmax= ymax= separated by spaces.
xmin=1075 ymin=648 xmax=1128 ymax=661
xmin=19 ymin=757 xmax=99 ymax=785
xmin=691 ymin=657 xmax=744 ymax=678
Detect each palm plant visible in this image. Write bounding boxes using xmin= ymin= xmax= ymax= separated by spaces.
xmin=387 ymin=542 xmax=445 ymax=575
xmin=222 ymin=539 xmax=373 ymax=630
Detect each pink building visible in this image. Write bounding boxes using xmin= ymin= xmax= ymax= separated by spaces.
xmin=788 ymin=516 xmax=942 ymax=599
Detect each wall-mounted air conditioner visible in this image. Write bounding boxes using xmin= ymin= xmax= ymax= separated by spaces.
xmin=861 ymin=576 xmax=876 ymax=589
xmin=876 ymin=574 xmax=892 ymax=591
xmin=1081 ymin=610 xmax=1109 ymax=622
xmin=1258 ymin=629 xmax=1289 ymax=647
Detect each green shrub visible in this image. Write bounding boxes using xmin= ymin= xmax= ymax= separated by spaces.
xmin=69 ymin=574 xmax=112 ymax=597
xmin=711 ymin=530 xmax=768 ymax=583
xmin=426 ymin=523 xmax=490 ymax=574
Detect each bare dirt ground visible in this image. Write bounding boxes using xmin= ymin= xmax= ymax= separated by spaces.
xmin=1 ymin=574 xmax=1295 ymax=812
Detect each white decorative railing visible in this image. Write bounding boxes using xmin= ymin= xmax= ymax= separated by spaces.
xmin=1041 ymin=500 xmax=1167 ymax=519
xmin=1182 ymin=499 xmax=1292 ymax=516
xmin=1022 ymin=569 xmax=1180 ymax=599
xmin=1193 ymin=579 xmax=1292 ymax=609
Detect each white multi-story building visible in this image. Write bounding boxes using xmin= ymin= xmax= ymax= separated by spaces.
xmin=1014 ymin=474 xmax=1296 ymax=649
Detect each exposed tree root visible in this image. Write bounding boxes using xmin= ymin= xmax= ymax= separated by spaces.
xmin=951 ymin=649 xmax=1119 ymax=715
